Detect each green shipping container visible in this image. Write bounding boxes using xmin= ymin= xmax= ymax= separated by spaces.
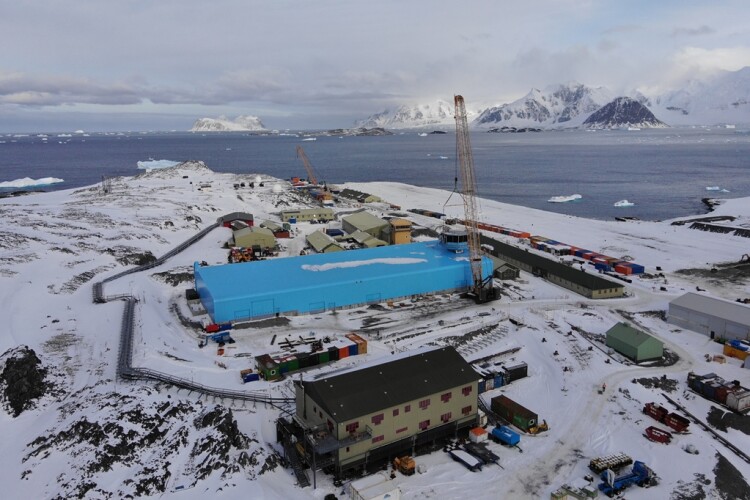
xmin=318 ymin=351 xmax=330 ymax=363
xmin=491 ymin=395 xmax=538 ymax=432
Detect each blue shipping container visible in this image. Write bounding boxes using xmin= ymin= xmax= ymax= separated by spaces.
xmin=348 ymin=344 xmax=357 ymax=356
xmin=478 ymin=379 xmax=486 ymax=393
xmin=493 ymin=373 xmax=504 ymax=389
xmin=243 ymin=373 xmax=260 ymax=383
xmin=628 ymin=263 xmax=645 ymax=274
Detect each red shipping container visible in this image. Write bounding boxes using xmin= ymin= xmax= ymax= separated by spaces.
xmin=715 ymin=386 xmax=729 ymax=404
xmin=615 ymin=264 xmax=633 ymax=275
xmin=339 ymin=346 xmax=349 ymax=359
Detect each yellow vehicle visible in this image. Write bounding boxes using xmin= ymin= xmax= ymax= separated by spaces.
xmin=393 ymin=455 xmax=416 ymax=476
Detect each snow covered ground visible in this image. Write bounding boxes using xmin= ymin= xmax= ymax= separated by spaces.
xmin=0 ymin=161 xmax=749 ymax=499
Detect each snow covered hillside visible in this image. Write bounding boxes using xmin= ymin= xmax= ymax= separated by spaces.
xmin=190 ymin=115 xmax=266 ymax=132
xmin=0 ymin=162 xmax=749 ymax=499
xmin=354 ymin=100 xmax=479 ymax=130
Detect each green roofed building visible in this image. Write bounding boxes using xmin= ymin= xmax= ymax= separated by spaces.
xmin=605 ymin=322 xmax=664 ymax=362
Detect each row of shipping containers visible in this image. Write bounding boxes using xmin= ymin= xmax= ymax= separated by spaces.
xmin=477 ymin=362 xmax=529 ymax=393
xmin=475 ymin=221 xmax=531 ymax=239
xmin=407 ymin=208 xmax=446 ymax=220
xmin=251 ymin=333 xmax=368 ymax=382
xmin=687 ymin=372 xmax=750 ymax=413
xmin=723 ymin=340 xmax=750 ymax=361
xmin=570 ymin=247 xmax=645 ymax=274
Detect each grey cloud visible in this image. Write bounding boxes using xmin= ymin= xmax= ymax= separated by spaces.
xmin=671 ymin=25 xmax=715 ymax=37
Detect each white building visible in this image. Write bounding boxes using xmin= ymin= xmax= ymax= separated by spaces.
xmin=668 ymin=292 xmax=750 ymax=341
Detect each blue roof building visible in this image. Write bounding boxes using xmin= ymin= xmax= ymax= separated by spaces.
xmin=194 ymin=239 xmax=493 ymax=323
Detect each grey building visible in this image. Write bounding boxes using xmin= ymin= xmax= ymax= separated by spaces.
xmin=668 ymin=292 xmax=750 ymax=341
xmin=480 ymin=235 xmax=625 ymax=299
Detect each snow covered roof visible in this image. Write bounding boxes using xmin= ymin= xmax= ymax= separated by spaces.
xmin=300 ymin=346 xmax=478 ymax=422
xmin=670 ymin=292 xmax=750 ymax=327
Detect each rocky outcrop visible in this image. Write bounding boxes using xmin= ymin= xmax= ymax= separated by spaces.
xmin=583 ymin=97 xmax=668 ymax=129
xmin=1 ymin=346 xmax=49 ymax=417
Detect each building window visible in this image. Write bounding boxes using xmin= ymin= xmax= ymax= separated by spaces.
xmin=441 ymin=412 xmax=452 ymax=423
xmin=371 ymin=413 xmax=384 ymax=425
xmin=441 ymin=391 xmax=452 ymax=403
xmin=393 ymin=408 xmax=399 ymax=417
xmin=346 ymin=447 xmax=350 ymax=452
xmin=372 ymin=435 xmax=384 ymax=444
xmin=419 ymin=398 xmax=430 ymax=410
xmin=419 ymin=419 xmax=430 ymax=431
xmin=396 ymin=427 xmax=408 ymax=434
xmin=345 ymin=421 xmax=359 ymax=434
xmin=404 ymin=404 xmax=411 ymax=413
xmin=462 ymin=405 xmax=472 ymax=416
xmin=462 ymin=385 xmax=472 ymax=396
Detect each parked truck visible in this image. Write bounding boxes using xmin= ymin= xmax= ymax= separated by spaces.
xmin=589 ymin=453 xmax=633 ymax=474
xmin=490 ymin=425 xmax=520 ymax=447
xmin=598 ymin=460 xmax=654 ymax=497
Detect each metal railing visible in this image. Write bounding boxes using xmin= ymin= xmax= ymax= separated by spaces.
xmin=95 ymin=216 xmax=295 ymax=407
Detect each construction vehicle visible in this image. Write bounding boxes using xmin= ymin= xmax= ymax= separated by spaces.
xmin=598 ymin=460 xmax=655 ymax=497
xmin=527 ymin=419 xmax=549 ymax=435
xmin=453 ymin=95 xmax=498 ymax=303
xmin=392 ymin=455 xmax=415 ymax=476
xmin=295 ymin=145 xmax=320 ymax=187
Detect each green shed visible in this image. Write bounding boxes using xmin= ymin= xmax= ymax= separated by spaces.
xmin=605 ymin=322 xmax=664 ymax=362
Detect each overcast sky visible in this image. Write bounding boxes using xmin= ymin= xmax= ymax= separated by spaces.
xmin=1 ymin=0 xmax=749 ymax=132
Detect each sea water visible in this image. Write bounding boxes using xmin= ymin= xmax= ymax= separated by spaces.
xmin=1 ymin=128 xmax=749 ymax=221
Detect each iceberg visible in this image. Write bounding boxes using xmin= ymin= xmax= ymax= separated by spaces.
xmin=548 ymin=194 xmax=582 ymax=203
xmin=614 ymin=200 xmax=635 ymax=207
xmin=137 ymin=159 xmax=180 ymax=170
xmin=705 ymin=186 xmax=720 ymax=191
xmin=0 ymin=177 xmax=64 ymax=189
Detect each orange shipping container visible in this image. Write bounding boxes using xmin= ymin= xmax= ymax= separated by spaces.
xmin=339 ymin=346 xmax=349 ymax=359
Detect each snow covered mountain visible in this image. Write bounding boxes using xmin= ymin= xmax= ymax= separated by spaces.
xmin=583 ymin=97 xmax=668 ymax=129
xmin=190 ymin=115 xmax=266 ymax=132
xmin=354 ymin=100 xmax=462 ymax=129
xmin=651 ymin=67 xmax=750 ymax=126
xmin=473 ymin=83 xmax=614 ymax=129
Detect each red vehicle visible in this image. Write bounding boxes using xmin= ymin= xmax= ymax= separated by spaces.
xmin=644 ymin=426 xmax=672 ymax=444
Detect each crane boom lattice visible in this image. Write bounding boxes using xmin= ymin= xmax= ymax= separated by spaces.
xmin=454 ymin=94 xmax=494 ymax=301
xmin=295 ymin=145 xmax=319 ymax=186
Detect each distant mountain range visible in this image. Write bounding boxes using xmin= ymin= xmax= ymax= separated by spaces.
xmin=190 ymin=115 xmax=266 ymax=132
xmin=355 ymin=67 xmax=750 ymax=129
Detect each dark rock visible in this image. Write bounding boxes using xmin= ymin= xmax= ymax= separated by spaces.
xmin=583 ymin=97 xmax=667 ymax=129
xmin=1 ymin=346 xmax=49 ymax=417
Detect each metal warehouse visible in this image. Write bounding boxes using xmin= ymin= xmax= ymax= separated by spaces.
xmin=194 ymin=239 xmax=493 ymax=323
xmin=668 ymin=292 xmax=750 ymax=341
xmin=605 ymin=322 xmax=664 ymax=362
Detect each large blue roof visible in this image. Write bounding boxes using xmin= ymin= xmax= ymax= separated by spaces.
xmin=194 ymin=240 xmax=493 ymax=323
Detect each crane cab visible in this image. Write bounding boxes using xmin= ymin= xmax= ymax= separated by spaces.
xmin=440 ymin=226 xmax=469 ymax=253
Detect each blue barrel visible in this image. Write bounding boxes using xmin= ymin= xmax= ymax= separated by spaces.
xmin=218 ymin=323 xmax=233 ymax=331
xmin=289 ymin=217 xmax=297 ymax=224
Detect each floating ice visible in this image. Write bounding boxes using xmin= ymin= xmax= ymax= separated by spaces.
xmin=302 ymin=137 xmax=316 ymax=141
xmin=439 ymin=156 xmax=448 ymax=159
xmin=721 ymin=188 xmax=731 ymax=193
xmin=548 ymin=194 xmax=582 ymax=203
xmin=136 ymin=159 xmax=180 ymax=170
xmin=705 ymin=186 xmax=720 ymax=191
xmin=302 ymin=257 xmax=427 ymax=272
xmin=614 ymin=200 xmax=635 ymax=207
xmin=0 ymin=177 xmax=64 ymax=188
